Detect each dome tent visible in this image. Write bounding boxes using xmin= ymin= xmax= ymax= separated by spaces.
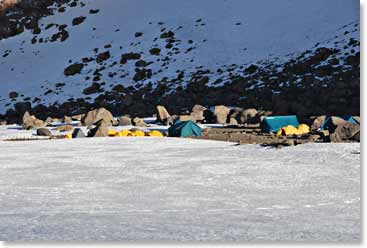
xmin=260 ymin=116 xmax=299 ymax=133
xmin=168 ymin=120 xmax=202 ymax=137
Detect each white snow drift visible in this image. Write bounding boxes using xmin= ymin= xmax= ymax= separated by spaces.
xmin=0 ymin=130 xmax=361 ymax=241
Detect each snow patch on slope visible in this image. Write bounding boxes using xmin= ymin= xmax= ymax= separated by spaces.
xmin=0 ymin=0 xmax=360 ymax=113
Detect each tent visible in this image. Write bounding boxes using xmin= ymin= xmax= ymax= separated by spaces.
xmin=168 ymin=120 xmax=202 ymax=137
xmin=72 ymin=128 xmax=87 ymax=138
xmin=147 ymin=130 xmax=164 ymax=137
xmin=261 ymin=116 xmax=299 ymax=133
xmin=319 ymin=116 xmax=358 ymax=131
xmin=276 ymin=124 xmax=310 ymax=136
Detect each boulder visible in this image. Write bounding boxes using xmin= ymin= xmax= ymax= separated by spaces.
xmin=56 ymin=125 xmax=74 ymax=132
xmin=82 ymin=108 xmax=113 ymax=126
xmin=133 ymin=117 xmax=147 ymax=127
xmin=311 ymin=116 xmax=326 ymax=130
xmin=190 ymin=104 xmax=207 ymax=123
xmin=71 ymin=114 xmax=84 ymax=121
xmin=179 ymin=115 xmax=192 ymax=122
xmin=156 ymin=105 xmax=171 ymax=125
xmin=330 ymin=123 xmax=360 ymax=143
xmin=308 ymin=134 xmax=321 ymax=142
xmin=118 ymin=116 xmax=132 ymax=126
xmin=229 ymin=118 xmax=239 ymax=126
xmin=229 ymin=107 xmax=243 ymax=124
xmin=203 ymin=109 xmax=215 ymax=123
xmin=63 ymin=116 xmax=72 ymax=124
xmin=45 ymin=117 xmax=54 ymax=124
xmin=22 ymin=111 xmax=44 ymax=130
xmin=241 ymin=108 xmax=258 ymax=124
xmin=88 ymin=121 xmax=109 ymax=137
xmin=36 ymin=128 xmax=52 ymax=136
xmin=214 ymin=105 xmax=230 ymax=124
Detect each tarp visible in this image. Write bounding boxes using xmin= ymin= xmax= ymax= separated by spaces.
xmin=261 ymin=116 xmax=299 ymax=133
xmin=320 ymin=116 xmax=357 ymax=131
xmin=168 ymin=120 xmax=202 ymax=137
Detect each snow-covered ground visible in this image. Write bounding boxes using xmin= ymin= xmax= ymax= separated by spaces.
xmin=0 ymin=127 xmax=360 ymax=241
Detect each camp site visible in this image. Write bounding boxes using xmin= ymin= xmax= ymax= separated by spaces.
xmin=0 ymin=104 xmax=361 ymax=241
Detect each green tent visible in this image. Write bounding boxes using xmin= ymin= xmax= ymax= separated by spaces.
xmin=168 ymin=120 xmax=202 ymax=137
xmin=260 ymin=116 xmax=299 ymax=133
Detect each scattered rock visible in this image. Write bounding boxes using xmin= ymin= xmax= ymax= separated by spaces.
xmin=190 ymin=104 xmax=206 ymax=123
xmin=118 ymin=116 xmax=132 ymax=126
xmin=179 ymin=115 xmax=192 ymax=122
xmin=45 ymin=117 xmax=59 ymax=124
xmin=308 ymin=134 xmax=321 ymax=142
xmin=133 ymin=117 xmax=147 ymax=127
xmin=63 ymin=116 xmax=72 ymax=124
xmin=88 ymin=121 xmax=109 ymax=137
xmin=89 ymin=9 xmax=100 ymax=14
xmin=241 ymin=108 xmax=258 ymax=124
xmin=82 ymin=108 xmax=113 ymax=126
xmin=214 ymin=105 xmax=230 ymax=124
xmin=160 ymin=31 xmax=174 ymax=39
xmin=22 ymin=111 xmax=44 ymax=130
xmin=72 ymin=16 xmax=86 ymax=26
xmin=330 ymin=123 xmax=360 ymax=143
xmin=156 ymin=105 xmax=171 ymax=125
xmin=71 ymin=114 xmax=84 ymax=121
xmin=96 ymin=51 xmax=110 ymax=63
xmin=36 ymin=128 xmax=52 ymax=136
xmin=83 ymin=82 xmax=101 ymax=95
xmin=120 ymin=53 xmax=141 ymax=64
xmin=9 ymin=91 xmax=18 ymax=99
xmin=64 ymin=63 xmax=84 ymax=76
xmin=311 ymin=116 xmax=326 ymax=130
xmin=56 ymin=125 xmax=74 ymax=132
xmin=149 ymin=47 xmax=161 ymax=55
xmin=229 ymin=117 xmax=239 ymax=126
xmin=135 ymin=32 xmax=143 ymax=38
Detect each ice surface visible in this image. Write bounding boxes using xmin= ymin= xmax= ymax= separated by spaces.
xmin=0 ymin=125 xmax=361 ymax=241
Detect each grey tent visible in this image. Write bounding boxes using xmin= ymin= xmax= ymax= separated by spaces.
xmin=72 ymin=128 xmax=87 ymax=138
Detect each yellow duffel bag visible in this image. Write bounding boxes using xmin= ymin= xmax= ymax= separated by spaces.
xmin=276 ymin=125 xmax=301 ymax=136
xmin=131 ymin=129 xmax=145 ymax=137
xmin=108 ymin=130 xmax=118 ymax=137
xmin=118 ymin=130 xmax=133 ymax=137
xmin=65 ymin=133 xmax=73 ymax=139
xmin=297 ymin=124 xmax=310 ymax=134
xmin=147 ymin=130 xmax=164 ymax=137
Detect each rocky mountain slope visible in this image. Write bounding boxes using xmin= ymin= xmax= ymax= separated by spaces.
xmin=0 ymin=0 xmax=360 ymax=122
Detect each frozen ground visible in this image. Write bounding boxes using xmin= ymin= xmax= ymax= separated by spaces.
xmin=0 ymin=126 xmax=361 ymax=241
